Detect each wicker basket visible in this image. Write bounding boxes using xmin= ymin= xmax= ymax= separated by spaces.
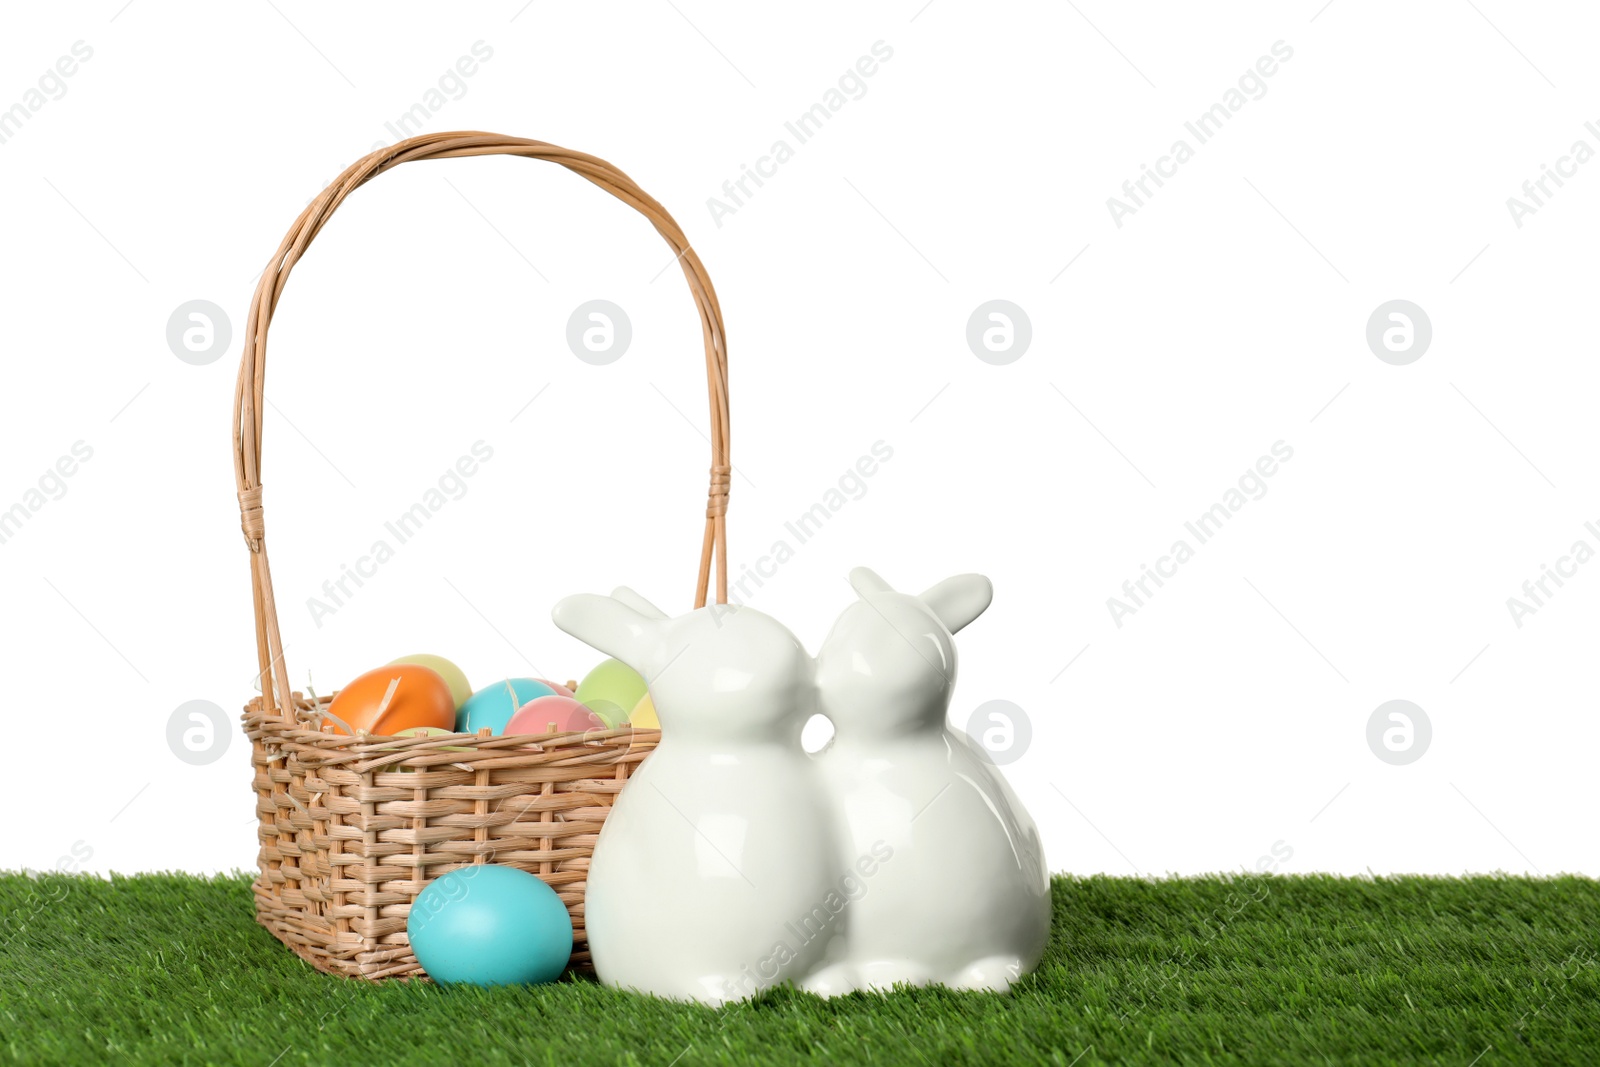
xmin=233 ymin=132 xmax=732 ymax=980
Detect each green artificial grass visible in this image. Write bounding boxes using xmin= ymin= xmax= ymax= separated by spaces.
xmin=1 ymin=873 xmax=1596 ymax=1065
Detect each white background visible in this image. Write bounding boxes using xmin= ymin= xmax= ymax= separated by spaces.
xmin=1 ymin=1 xmax=1594 ymax=878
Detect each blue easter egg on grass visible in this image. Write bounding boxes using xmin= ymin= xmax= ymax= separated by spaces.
xmin=407 ymin=865 xmax=573 ymax=985
xmin=456 ymin=678 xmax=557 ymax=735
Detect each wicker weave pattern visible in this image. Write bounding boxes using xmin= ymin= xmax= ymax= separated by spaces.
xmin=247 ymin=694 xmax=656 ymax=978
xmin=234 ymin=133 xmax=729 ymax=979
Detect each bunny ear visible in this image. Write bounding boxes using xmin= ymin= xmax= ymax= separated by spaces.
xmin=848 ymin=567 xmax=893 ymax=598
xmin=552 ymin=594 xmax=662 ymax=673
xmin=918 ymin=574 xmax=993 ymax=634
xmin=610 ymin=586 xmax=668 ymax=620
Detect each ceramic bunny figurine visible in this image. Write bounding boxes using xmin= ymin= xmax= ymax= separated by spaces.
xmin=806 ymin=567 xmax=1051 ymax=994
xmin=552 ymin=588 xmax=846 ymax=1004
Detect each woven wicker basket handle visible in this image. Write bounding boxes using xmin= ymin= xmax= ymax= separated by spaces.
xmin=233 ymin=132 xmax=731 ymax=725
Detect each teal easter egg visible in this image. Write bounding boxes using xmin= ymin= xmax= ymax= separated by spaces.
xmin=407 ymin=865 xmax=572 ymax=985
xmin=456 ymin=678 xmax=557 ymax=735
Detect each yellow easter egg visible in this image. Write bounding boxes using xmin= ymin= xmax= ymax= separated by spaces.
xmin=629 ymin=692 xmax=659 ymax=730
xmin=389 ymin=654 xmax=473 ymax=710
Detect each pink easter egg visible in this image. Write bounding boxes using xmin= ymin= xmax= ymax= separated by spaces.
xmin=504 ymin=695 xmax=604 ymax=736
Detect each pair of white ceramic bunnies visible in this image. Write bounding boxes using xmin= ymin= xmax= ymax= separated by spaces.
xmin=552 ymin=567 xmax=1051 ymax=1005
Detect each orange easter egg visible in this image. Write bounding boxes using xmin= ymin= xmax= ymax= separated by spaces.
xmin=326 ymin=665 xmax=456 ymax=736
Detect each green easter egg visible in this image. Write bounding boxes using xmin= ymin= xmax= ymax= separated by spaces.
xmin=393 ymin=725 xmax=471 ymax=771
xmin=575 ymin=659 xmax=648 ymax=729
xmin=396 ymin=727 xmax=456 ymax=741
xmin=390 ymin=654 xmax=473 ymax=710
